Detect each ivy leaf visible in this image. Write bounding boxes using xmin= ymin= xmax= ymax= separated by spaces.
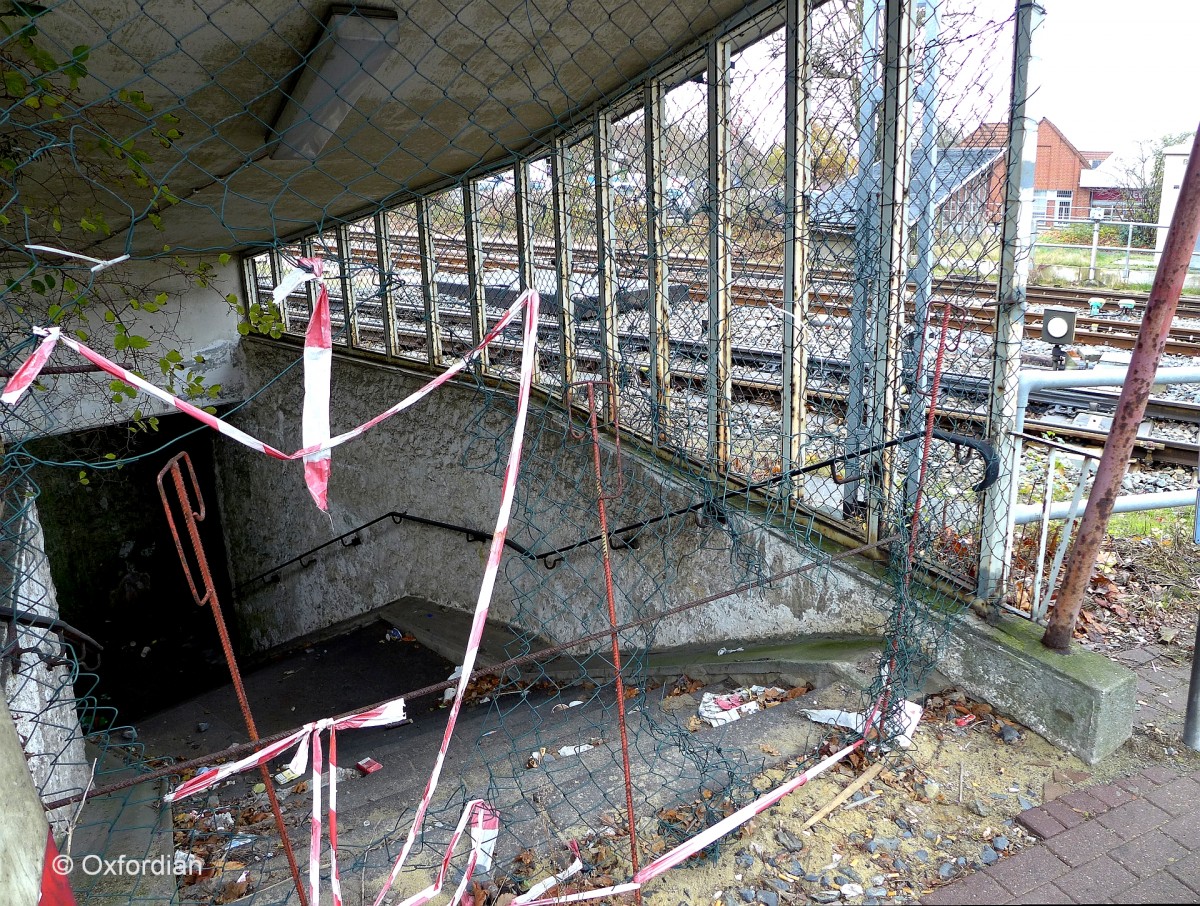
xmin=3 ymin=70 xmax=26 ymax=95
xmin=218 ymin=253 xmax=231 ymax=266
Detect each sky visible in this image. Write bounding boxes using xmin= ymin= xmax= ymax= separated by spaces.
xmin=1035 ymin=0 xmax=1200 ymax=160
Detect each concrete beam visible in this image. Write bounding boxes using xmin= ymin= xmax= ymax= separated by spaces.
xmin=0 ymin=697 xmax=48 ymax=906
xmin=935 ymin=613 xmax=1135 ymax=765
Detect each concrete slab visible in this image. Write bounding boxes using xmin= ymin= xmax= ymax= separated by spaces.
xmin=935 ymin=614 xmax=1136 ymax=765
xmin=379 ymin=595 xmax=555 ymax=678
xmin=65 ymin=742 xmax=176 ymax=903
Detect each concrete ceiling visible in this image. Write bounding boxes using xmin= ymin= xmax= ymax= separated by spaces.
xmin=6 ymin=0 xmax=758 ymax=257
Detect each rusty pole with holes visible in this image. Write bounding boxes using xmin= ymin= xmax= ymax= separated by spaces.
xmin=1043 ymin=127 xmax=1200 ymax=651
xmin=157 ymin=452 xmax=308 ymax=905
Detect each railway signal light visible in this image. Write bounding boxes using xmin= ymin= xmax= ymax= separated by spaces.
xmin=1041 ymin=306 xmax=1076 ymax=345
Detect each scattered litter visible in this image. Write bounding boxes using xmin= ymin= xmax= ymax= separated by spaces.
xmin=356 ymin=757 xmax=382 ymax=776
xmin=954 ymin=714 xmax=977 ymax=728
xmin=841 ymin=792 xmax=880 ymax=811
xmin=511 ymin=844 xmax=584 ymax=903
xmin=251 ymin=783 xmax=265 ymax=794
xmin=140 ymin=646 xmax=151 ymax=658
xmin=443 ymin=666 xmax=463 ymax=703
xmin=214 ymin=812 xmax=235 ymax=831
xmin=551 ymin=700 xmax=585 ymax=712
xmin=557 ymin=745 xmax=594 ymax=757
xmin=273 ymin=768 xmax=300 ymax=785
xmin=383 ymin=627 xmax=405 ymax=642
xmin=697 ymin=686 xmax=786 ymax=727
xmin=227 ymin=834 xmax=256 ymax=850
xmin=716 ymin=647 xmax=745 ymax=656
xmin=800 ymin=700 xmax=924 ymax=749
xmin=196 ymin=722 xmax=210 ymax=733
xmin=840 ymin=883 xmax=864 ymax=897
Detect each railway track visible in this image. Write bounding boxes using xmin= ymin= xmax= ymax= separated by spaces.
xmin=328 ymin=238 xmax=1200 ymax=356
xmin=331 ymin=297 xmax=1200 ymax=468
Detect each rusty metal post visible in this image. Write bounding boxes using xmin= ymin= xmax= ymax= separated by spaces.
xmin=157 ymin=452 xmax=308 ymax=905
xmin=575 ymin=381 xmax=641 ymax=899
xmin=1043 ymin=127 xmax=1200 ymax=651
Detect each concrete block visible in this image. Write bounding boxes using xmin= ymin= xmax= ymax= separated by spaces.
xmin=936 ymin=613 xmax=1135 ymax=764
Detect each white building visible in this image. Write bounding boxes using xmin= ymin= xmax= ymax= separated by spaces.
xmin=1155 ymin=135 xmax=1200 ymax=267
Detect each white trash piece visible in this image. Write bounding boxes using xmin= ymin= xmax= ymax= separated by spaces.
xmin=800 ymin=700 xmax=924 ymax=749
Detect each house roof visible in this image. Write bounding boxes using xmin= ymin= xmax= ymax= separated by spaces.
xmin=810 ymin=147 xmax=1004 ymax=227
xmin=1078 ymin=156 xmax=1129 ymax=189
xmin=957 ymin=122 xmax=1009 ymax=148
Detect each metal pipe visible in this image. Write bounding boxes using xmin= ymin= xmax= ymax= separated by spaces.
xmin=1013 ymin=488 xmax=1195 ymax=525
xmin=1044 ymin=126 xmax=1200 ymax=651
xmin=1015 ymin=366 xmax=1200 ymax=433
xmin=780 ymin=0 xmax=808 ymax=498
xmin=1186 ymin=617 xmax=1200 ymax=751
xmin=975 ymin=0 xmax=1043 ymax=600
xmin=844 ymin=0 xmax=882 ymax=519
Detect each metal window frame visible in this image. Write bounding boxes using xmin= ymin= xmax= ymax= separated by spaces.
xmin=707 ymin=37 xmax=733 ymax=472
xmin=780 ymin=0 xmax=809 ymax=499
xmin=415 ymin=199 xmax=445 ymax=366
xmin=462 ymin=181 xmax=489 ymax=371
xmin=551 ymin=137 xmax=577 ymax=393
xmin=594 ymin=111 xmax=621 ymax=421
xmin=514 ymin=158 xmax=540 ymax=385
xmin=644 ymin=80 xmax=672 ymax=444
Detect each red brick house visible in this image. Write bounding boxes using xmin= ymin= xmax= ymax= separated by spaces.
xmin=954 ymin=118 xmax=1115 ymax=224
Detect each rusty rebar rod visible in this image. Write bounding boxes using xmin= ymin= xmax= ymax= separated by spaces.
xmin=1043 ymin=126 xmax=1200 ymax=650
xmin=582 ymin=381 xmax=641 ymax=897
xmin=157 ymin=452 xmax=309 ymax=906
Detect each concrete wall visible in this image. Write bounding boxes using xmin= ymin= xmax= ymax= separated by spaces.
xmin=2 ymin=257 xmax=245 ymax=443
xmin=2 ymin=497 xmax=90 ymax=832
xmin=0 ymin=696 xmax=51 ymax=906
xmin=215 ymin=341 xmax=894 ymax=656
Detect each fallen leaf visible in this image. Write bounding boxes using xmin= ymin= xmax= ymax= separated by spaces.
xmin=760 ymin=744 xmax=781 ymax=756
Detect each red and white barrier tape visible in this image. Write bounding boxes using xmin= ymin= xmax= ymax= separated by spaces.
xmin=510 ymin=739 xmax=865 ymax=906
xmin=1 ymin=261 xmax=537 ymax=511
xmin=159 ymin=277 xmax=540 ymax=906
xmin=299 ymin=257 xmax=333 ymax=511
xmin=164 ymin=697 xmax=409 ymax=906
xmin=372 ymin=283 xmax=540 ymax=906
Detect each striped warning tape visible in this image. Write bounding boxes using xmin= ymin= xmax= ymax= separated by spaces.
xmin=1 ymin=260 xmax=538 ymax=511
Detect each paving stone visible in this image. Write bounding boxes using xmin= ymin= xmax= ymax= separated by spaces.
xmin=1159 ymin=812 xmax=1199 ymax=848
xmin=1109 ymin=829 xmax=1189 ymax=879
xmin=1057 ymin=788 xmax=1105 ymax=816
xmin=917 ymin=871 xmax=1011 ymax=905
xmin=1054 ymin=853 xmax=1139 ymax=902
xmin=1123 ymin=871 xmax=1199 ymax=904
xmin=1044 ymin=821 xmax=1124 ymax=867
xmin=1115 ymin=647 xmax=1158 ymax=666
xmin=984 ymin=846 xmax=1069 ymax=897
xmin=1009 ymin=882 xmax=1073 ymax=904
xmin=1086 ymin=782 xmax=1135 ymax=810
xmin=1139 ymin=765 xmax=1179 ymax=785
xmin=1095 ymin=798 xmax=1171 ymax=841
xmin=1144 ymin=776 xmax=1200 ymax=817
xmin=1165 ymin=848 xmax=1200 ymax=889
xmin=1114 ymin=776 xmax=1147 ymax=795
xmin=1015 ymin=807 xmax=1065 ymax=840
xmin=1042 ymin=799 xmax=1086 ymax=830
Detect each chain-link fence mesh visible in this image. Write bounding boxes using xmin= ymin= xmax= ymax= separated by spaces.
xmin=1 ymin=0 xmax=1033 ymax=902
